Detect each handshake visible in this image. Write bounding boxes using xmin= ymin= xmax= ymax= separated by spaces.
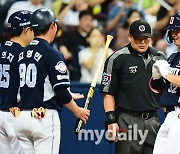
xmin=152 ymin=60 xmax=172 ymax=79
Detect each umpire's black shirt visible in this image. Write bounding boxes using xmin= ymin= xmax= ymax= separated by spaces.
xmin=101 ymin=43 xmax=165 ymax=111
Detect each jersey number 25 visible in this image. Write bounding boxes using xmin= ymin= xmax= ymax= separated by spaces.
xmin=0 ymin=64 xmax=10 ymax=88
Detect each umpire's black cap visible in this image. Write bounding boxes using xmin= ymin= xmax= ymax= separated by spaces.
xmin=129 ymin=19 xmax=152 ymax=38
xmin=8 ymin=10 xmax=32 ymax=36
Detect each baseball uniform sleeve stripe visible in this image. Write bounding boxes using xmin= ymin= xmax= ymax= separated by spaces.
xmin=103 ymin=47 xmax=130 ymax=92
xmin=53 ymin=82 xmax=71 ymax=89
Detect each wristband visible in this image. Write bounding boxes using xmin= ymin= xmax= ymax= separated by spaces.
xmin=105 ymin=111 xmax=117 ymax=125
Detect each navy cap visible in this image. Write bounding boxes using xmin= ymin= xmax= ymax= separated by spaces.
xmin=8 ymin=10 xmax=32 ymax=36
xmin=165 ymin=13 xmax=180 ymax=44
xmin=31 ymin=8 xmax=59 ymax=30
xmin=129 ymin=19 xmax=152 ymax=38
xmin=166 ymin=13 xmax=180 ymax=30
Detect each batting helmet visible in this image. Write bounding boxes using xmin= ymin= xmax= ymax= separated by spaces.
xmin=8 ymin=10 xmax=32 ymax=36
xmin=166 ymin=13 xmax=180 ymax=44
xmin=30 ymin=8 xmax=59 ymax=30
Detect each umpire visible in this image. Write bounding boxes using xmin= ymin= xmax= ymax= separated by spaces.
xmin=101 ymin=19 xmax=166 ymax=154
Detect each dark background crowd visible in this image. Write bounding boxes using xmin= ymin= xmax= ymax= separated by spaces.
xmin=0 ymin=0 xmax=180 ymax=82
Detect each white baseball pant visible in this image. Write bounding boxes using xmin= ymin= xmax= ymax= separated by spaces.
xmin=153 ymin=107 xmax=180 ymax=154
xmin=14 ymin=109 xmax=60 ymax=154
xmin=0 ymin=111 xmax=22 ymax=154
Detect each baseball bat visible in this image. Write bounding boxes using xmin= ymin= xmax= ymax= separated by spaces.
xmin=74 ymin=35 xmax=113 ymax=133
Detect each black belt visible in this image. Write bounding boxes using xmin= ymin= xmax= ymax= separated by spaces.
xmin=166 ymin=106 xmax=180 ymax=113
xmin=116 ymin=108 xmax=157 ymax=120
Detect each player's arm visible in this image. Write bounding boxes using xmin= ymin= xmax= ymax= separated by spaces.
xmin=149 ymin=77 xmax=165 ymax=93
xmin=153 ymin=60 xmax=180 ymax=87
xmin=55 ymin=87 xmax=90 ymax=123
xmin=49 ymin=51 xmax=89 ymax=122
xmin=149 ymin=58 xmax=166 ymax=93
xmin=64 ymin=99 xmax=90 ymax=124
xmin=166 ymin=74 xmax=180 ymax=87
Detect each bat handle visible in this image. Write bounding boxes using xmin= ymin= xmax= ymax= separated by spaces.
xmin=74 ymin=100 xmax=91 ymax=133
xmin=75 ymin=119 xmax=84 ymax=133
xmin=74 ymin=87 xmax=94 ymax=133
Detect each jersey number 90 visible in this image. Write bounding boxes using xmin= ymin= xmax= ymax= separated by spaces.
xmin=19 ymin=63 xmax=37 ymax=88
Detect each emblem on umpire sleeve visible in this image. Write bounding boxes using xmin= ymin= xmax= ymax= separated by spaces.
xmin=55 ymin=61 xmax=67 ymax=73
xmin=102 ymin=72 xmax=111 ymax=85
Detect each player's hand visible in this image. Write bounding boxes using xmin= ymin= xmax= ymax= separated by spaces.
xmin=67 ymin=88 xmax=84 ymax=100
xmin=71 ymin=93 xmax=84 ymax=100
xmin=31 ymin=107 xmax=47 ymax=119
xmin=153 ymin=60 xmax=172 ymax=79
xmin=9 ymin=107 xmax=21 ymax=117
xmin=74 ymin=107 xmax=90 ymax=124
xmin=152 ymin=63 xmax=162 ymax=79
xmin=107 ymin=123 xmax=119 ymax=142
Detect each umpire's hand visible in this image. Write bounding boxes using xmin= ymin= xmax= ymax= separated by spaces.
xmin=107 ymin=123 xmax=119 ymax=142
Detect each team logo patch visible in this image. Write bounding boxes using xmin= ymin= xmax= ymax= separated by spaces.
xmin=139 ymin=25 xmax=145 ymax=32
xmin=55 ymin=61 xmax=67 ymax=73
xmin=129 ymin=66 xmax=137 ymax=73
xmin=102 ymin=72 xmax=111 ymax=85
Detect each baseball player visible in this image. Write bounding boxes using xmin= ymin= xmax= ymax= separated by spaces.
xmin=14 ymin=8 xmax=90 ymax=154
xmin=0 ymin=10 xmax=33 ymax=154
xmin=150 ymin=13 xmax=180 ymax=154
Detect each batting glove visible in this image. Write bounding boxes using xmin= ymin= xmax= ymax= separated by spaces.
xmin=9 ymin=107 xmax=21 ymax=117
xmin=153 ymin=60 xmax=172 ymax=79
xmin=31 ymin=107 xmax=47 ymax=119
xmin=152 ymin=63 xmax=162 ymax=79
